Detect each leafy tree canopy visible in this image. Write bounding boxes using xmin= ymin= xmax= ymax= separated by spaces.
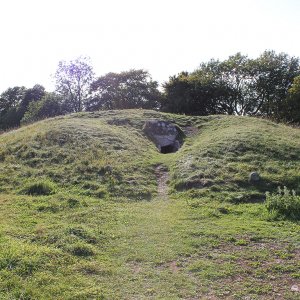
xmin=0 ymin=85 xmax=45 ymax=129
xmin=280 ymin=75 xmax=300 ymax=123
xmin=21 ymin=92 xmax=64 ymax=125
xmin=88 ymin=69 xmax=162 ymax=110
xmin=162 ymin=51 xmax=300 ymax=121
xmin=54 ymin=56 xmax=94 ymax=113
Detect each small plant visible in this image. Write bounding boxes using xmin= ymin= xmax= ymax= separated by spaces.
xmin=266 ymin=186 xmax=300 ymax=220
xmin=67 ymin=198 xmax=80 ymax=208
xmin=22 ymin=179 xmax=56 ymax=196
xmin=95 ymin=187 xmax=107 ymax=198
xmin=235 ymin=239 xmax=249 ymax=246
xmin=68 ymin=242 xmax=95 ymax=257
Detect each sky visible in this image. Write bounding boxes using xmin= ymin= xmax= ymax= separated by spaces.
xmin=0 ymin=0 xmax=300 ymax=92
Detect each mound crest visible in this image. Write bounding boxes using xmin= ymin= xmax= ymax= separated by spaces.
xmin=0 ymin=109 xmax=299 ymax=200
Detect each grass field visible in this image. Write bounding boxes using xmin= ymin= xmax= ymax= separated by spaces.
xmin=0 ymin=110 xmax=299 ymax=299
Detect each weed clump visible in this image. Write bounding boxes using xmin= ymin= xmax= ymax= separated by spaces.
xmin=67 ymin=198 xmax=80 ymax=207
xmin=266 ymin=186 xmax=300 ymax=220
xmin=68 ymin=242 xmax=95 ymax=257
xmin=22 ymin=180 xmax=56 ymax=196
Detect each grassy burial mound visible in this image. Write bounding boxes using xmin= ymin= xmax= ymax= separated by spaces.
xmin=171 ymin=115 xmax=300 ymax=200
xmin=0 ymin=110 xmax=299 ymax=299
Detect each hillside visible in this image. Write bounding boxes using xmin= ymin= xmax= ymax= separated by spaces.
xmin=0 ymin=110 xmax=299 ymax=299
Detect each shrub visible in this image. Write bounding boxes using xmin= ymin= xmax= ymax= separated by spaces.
xmin=22 ymin=179 xmax=56 ymax=195
xmin=266 ymin=186 xmax=300 ymax=220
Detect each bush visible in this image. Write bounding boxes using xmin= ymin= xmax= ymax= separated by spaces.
xmin=22 ymin=180 xmax=56 ymax=195
xmin=266 ymin=186 xmax=300 ymax=220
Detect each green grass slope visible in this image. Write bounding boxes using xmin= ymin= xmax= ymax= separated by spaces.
xmin=0 ymin=110 xmax=299 ymax=299
xmin=172 ymin=115 xmax=300 ymax=201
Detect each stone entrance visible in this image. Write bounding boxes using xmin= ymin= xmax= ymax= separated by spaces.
xmin=143 ymin=120 xmax=183 ymax=153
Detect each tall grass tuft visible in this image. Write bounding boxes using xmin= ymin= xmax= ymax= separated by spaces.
xmin=22 ymin=179 xmax=57 ymax=196
xmin=266 ymin=186 xmax=300 ymax=220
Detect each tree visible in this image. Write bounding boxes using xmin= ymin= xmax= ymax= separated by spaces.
xmin=0 ymin=86 xmax=26 ymax=129
xmin=162 ymin=72 xmax=193 ymax=114
xmin=19 ymin=84 xmax=46 ymax=116
xmin=250 ymin=51 xmax=300 ymax=118
xmin=88 ymin=69 xmax=162 ymax=110
xmin=0 ymin=85 xmax=45 ymax=129
xmin=162 ymin=58 xmax=245 ymax=116
xmin=217 ymin=53 xmax=253 ymax=115
xmin=0 ymin=86 xmax=26 ymax=114
xmin=162 ymin=51 xmax=300 ymax=118
xmin=162 ymin=71 xmax=224 ymax=115
xmin=191 ymin=55 xmax=250 ymax=115
xmin=280 ymin=75 xmax=300 ymax=123
xmin=21 ymin=92 xmax=64 ymax=125
xmin=54 ymin=56 xmax=94 ymax=112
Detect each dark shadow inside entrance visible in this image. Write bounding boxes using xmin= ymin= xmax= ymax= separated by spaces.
xmin=160 ymin=144 xmax=176 ymax=154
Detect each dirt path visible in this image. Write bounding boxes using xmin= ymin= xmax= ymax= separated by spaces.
xmin=155 ymin=165 xmax=169 ymax=200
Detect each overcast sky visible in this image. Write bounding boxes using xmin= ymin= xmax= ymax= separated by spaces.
xmin=0 ymin=0 xmax=299 ymax=92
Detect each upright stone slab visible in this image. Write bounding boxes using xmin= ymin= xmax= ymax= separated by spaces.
xmin=143 ymin=120 xmax=182 ymax=153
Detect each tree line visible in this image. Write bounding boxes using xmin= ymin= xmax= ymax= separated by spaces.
xmin=163 ymin=51 xmax=300 ymax=122
xmin=1 ymin=51 xmax=300 ymax=131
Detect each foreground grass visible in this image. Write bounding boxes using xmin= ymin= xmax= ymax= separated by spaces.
xmin=0 ymin=110 xmax=299 ymax=299
xmin=1 ymin=192 xmax=299 ymax=299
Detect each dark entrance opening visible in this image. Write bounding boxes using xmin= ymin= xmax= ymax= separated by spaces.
xmin=160 ymin=144 xmax=175 ymax=154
